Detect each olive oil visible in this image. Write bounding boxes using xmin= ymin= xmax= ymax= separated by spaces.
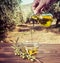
xmin=30 ymin=13 xmax=53 ymax=27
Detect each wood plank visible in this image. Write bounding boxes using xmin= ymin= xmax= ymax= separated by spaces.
xmin=0 ymin=43 xmax=60 ymax=63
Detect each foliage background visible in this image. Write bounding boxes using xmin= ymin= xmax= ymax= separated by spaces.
xmin=0 ymin=0 xmax=60 ymax=41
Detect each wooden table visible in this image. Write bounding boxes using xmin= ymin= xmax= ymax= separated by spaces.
xmin=0 ymin=42 xmax=60 ymax=63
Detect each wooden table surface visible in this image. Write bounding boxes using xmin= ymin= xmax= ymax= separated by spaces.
xmin=0 ymin=42 xmax=60 ymax=63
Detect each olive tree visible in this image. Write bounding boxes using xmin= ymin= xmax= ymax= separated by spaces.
xmin=0 ymin=0 xmax=23 ymax=40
